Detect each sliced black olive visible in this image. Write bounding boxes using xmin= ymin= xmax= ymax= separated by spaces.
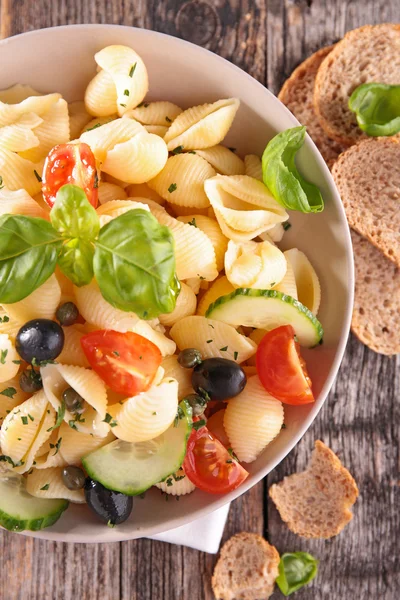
xmin=62 ymin=387 xmax=85 ymax=414
xmin=19 ymin=368 xmax=43 ymax=393
xmin=192 ymin=357 xmax=247 ymax=401
xmin=62 ymin=466 xmax=86 ymax=490
xmin=183 ymin=393 xmax=208 ymax=416
xmin=56 ymin=302 xmax=79 ymax=326
xmin=16 ymin=319 xmax=64 ymax=364
xmin=177 ymin=348 xmax=202 ymax=369
xmin=84 ymin=478 xmax=133 ymax=526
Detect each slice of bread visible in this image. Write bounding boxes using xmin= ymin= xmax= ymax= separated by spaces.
xmin=331 ymin=136 xmax=400 ymax=267
xmin=212 ymin=532 xmax=280 ymax=600
xmin=351 ymin=229 xmax=400 ymax=355
xmin=314 ymin=24 xmax=400 ymax=145
xmin=278 ymin=46 xmax=346 ymax=167
xmin=269 ymin=441 xmax=358 ymax=539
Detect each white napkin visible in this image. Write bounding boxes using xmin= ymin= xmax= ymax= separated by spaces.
xmin=147 ymin=503 xmax=230 ymax=553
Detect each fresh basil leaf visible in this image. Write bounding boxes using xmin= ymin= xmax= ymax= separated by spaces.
xmin=50 ymin=184 xmax=100 ymax=240
xmin=348 ymin=83 xmax=400 ymax=136
xmin=94 ymin=209 xmax=179 ymax=319
xmin=262 ymin=126 xmax=324 ymax=213
xmin=276 ymin=552 xmax=318 ymax=596
xmin=0 ymin=215 xmax=62 ymax=303
xmin=57 ymin=238 xmax=94 ymax=287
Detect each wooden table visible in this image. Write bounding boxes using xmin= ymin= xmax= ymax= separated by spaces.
xmin=0 ymin=1 xmax=399 ymax=598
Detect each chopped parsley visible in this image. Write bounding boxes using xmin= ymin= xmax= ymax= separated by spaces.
xmin=152 ymin=411 xmax=157 ymax=416
xmin=173 ymin=406 xmax=185 ymax=427
xmin=172 ymin=145 xmax=184 ymax=154
xmin=120 ymin=103 xmax=127 ymax=108
xmin=166 ymin=477 xmax=173 ymax=487
xmin=40 ymin=484 xmax=50 ymax=491
xmin=12 ymin=359 xmax=22 ymax=364
xmin=33 ymin=169 xmax=42 ymax=182
xmin=270 ymin=282 xmax=276 ymax=287
xmin=124 ymin=89 xmax=130 ymax=96
xmin=188 ymin=218 xmax=197 ymax=227
xmin=209 ymin=324 xmax=215 ymax=329
xmin=86 ymin=122 xmax=102 ymax=131
xmin=0 ymin=315 xmax=9 ymax=323
xmin=103 ymin=413 xmax=118 ymax=427
xmin=281 ymin=423 xmax=287 ymax=430
xmin=0 ymin=349 xmax=8 ymax=364
xmin=68 ymin=413 xmax=85 ymax=431
xmin=193 ymin=419 xmax=206 ymax=431
xmin=206 ymin=339 xmax=213 ymax=344
xmin=0 ymin=175 xmax=3 ymax=189
xmin=227 ymin=447 xmax=239 ymax=462
xmin=165 ymin=116 xmax=172 ymax=123
xmin=283 ymin=221 xmax=292 ymax=231
xmin=220 ymin=346 xmax=228 ymax=352
xmin=0 ymin=455 xmax=24 ymax=468
xmin=21 ymin=416 xmax=28 ymax=425
xmin=137 ymin=101 xmax=149 ymax=108
xmin=113 ymin=351 xmax=120 ymax=356
xmin=234 ymin=351 xmax=239 ymax=361
xmin=0 ymin=387 xmax=17 ymax=399
xmin=129 ymin=63 xmax=137 ymax=77
xmin=188 ymin=150 xmax=196 ymax=154
xmin=50 ymin=437 xmax=62 ymax=455
xmin=31 ymin=357 xmax=57 ymax=367
xmin=168 ymin=183 xmax=177 ymax=193
xmin=172 ymin=472 xmax=185 ymax=482
xmin=27 ymin=414 xmax=34 ymax=422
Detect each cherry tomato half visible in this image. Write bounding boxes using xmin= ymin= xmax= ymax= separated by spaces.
xmin=256 ymin=325 xmax=314 ymax=405
xmin=183 ymin=424 xmax=248 ymax=494
xmin=80 ymin=330 xmax=162 ymax=397
xmin=42 ymin=142 xmax=98 ymax=208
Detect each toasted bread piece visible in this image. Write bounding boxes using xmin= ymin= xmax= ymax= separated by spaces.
xmin=331 ymin=137 xmax=400 ymax=267
xmin=269 ymin=441 xmax=358 ymax=539
xmin=212 ymin=532 xmax=280 ymax=600
xmin=278 ymin=46 xmax=346 ymax=167
xmin=351 ymin=230 xmax=400 ymax=355
xmin=314 ymin=24 xmax=400 ymax=145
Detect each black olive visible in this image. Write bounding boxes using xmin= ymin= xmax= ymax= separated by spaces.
xmin=178 ymin=348 xmax=202 ymax=369
xmin=19 ymin=368 xmax=43 ymax=393
xmin=62 ymin=466 xmax=86 ymax=490
xmin=56 ymin=302 xmax=79 ymax=326
xmin=62 ymin=387 xmax=85 ymax=414
xmin=192 ymin=357 xmax=247 ymax=401
xmin=16 ymin=319 xmax=65 ymax=364
xmin=84 ymin=478 xmax=133 ymax=526
xmin=184 ymin=393 xmax=208 ymax=416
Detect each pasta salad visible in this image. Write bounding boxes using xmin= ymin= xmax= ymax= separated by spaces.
xmin=0 ymin=44 xmax=324 ymax=531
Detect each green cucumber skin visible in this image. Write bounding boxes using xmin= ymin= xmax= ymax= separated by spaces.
xmin=83 ymin=401 xmax=193 ymax=496
xmin=205 ymin=288 xmax=324 ymax=346
xmin=0 ymin=501 xmax=69 ymax=532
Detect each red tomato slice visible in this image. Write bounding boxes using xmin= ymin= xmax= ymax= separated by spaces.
xmin=205 ymin=409 xmax=230 ymax=448
xmin=42 ymin=142 xmax=98 ymax=208
xmin=183 ymin=424 xmax=248 ymax=494
xmin=80 ymin=330 xmax=162 ymax=397
xmin=256 ymin=325 xmax=314 ymax=405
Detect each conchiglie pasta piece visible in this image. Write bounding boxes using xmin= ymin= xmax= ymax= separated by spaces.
xmin=148 ymin=153 xmax=215 ymax=208
xmin=3 ymin=274 xmax=61 ymax=323
xmin=161 ymin=355 xmax=193 ymax=399
xmin=205 ymin=175 xmax=288 ymax=242
xmin=58 ymin=421 xmax=115 ymax=465
xmin=57 ymin=325 xmax=90 ymax=368
xmin=0 ymin=186 xmax=47 ymax=218
xmin=225 ymin=239 xmax=287 ymax=289
xmin=15 ymin=403 xmax=57 ymax=474
xmin=81 ymin=114 xmax=117 ymax=134
xmin=144 ymin=125 xmax=168 ymax=137
xmin=0 ymin=148 xmax=42 ymax=195
xmin=224 ymin=376 xmax=284 ymax=463
xmin=80 ymin=117 xmax=144 ymax=162
xmin=98 ymin=182 xmax=128 ymax=204
xmin=26 ymin=467 xmax=85 ymax=503
xmin=125 ymin=182 xmax=165 ymax=205
xmin=164 ymin=98 xmax=240 ymax=151
xmin=177 ymin=214 xmax=228 ymax=272
xmin=196 ymin=276 xmax=235 ymax=316
xmin=68 ymin=101 xmax=92 ymax=139
xmin=41 ymin=363 xmax=109 ymax=437
xmin=0 ymin=334 xmax=19 ymax=382
xmin=0 ymin=376 xmax=30 ymax=423
xmin=19 ymin=99 xmax=70 ymax=162
xmin=273 ymin=256 xmax=298 ymax=299
xmin=111 ymin=378 xmax=178 ymax=443
xmin=284 ymin=249 xmax=321 ymax=315
xmin=84 ymin=69 xmax=118 ymax=117
xmin=96 ymin=198 xmax=150 ymax=217
xmin=131 ymin=321 xmax=176 ymax=357
xmin=34 ymin=428 xmax=68 ymax=470
xmin=195 ymin=146 xmax=245 ymax=175
xmin=155 ymin=468 xmax=196 ymax=495
xmin=0 ymin=113 xmax=42 ymax=152
xmin=102 ymin=131 xmax=168 ymax=183
xmin=159 ymin=282 xmax=196 ymax=327
xmin=170 ymin=316 xmax=256 ymax=363
xmin=124 ymin=101 xmax=183 ymax=126
xmin=0 ymin=84 xmax=41 ymax=103
xmin=0 ymin=93 xmax=61 ymax=127
xmin=244 ymin=154 xmax=263 ymax=180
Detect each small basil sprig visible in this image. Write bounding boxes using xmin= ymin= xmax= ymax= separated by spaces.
xmin=262 ymin=126 xmax=324 ymax=213
xmin=276 ymin=552 xmax=318 ymax=596
xmin=0 ymin=184 xmax=178 ymax=319
xmin=348 ymin=83 xmax=400 ymax=137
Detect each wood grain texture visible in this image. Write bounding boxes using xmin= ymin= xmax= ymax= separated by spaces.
xmin=0 ymin=1 xmax=399 ymax=599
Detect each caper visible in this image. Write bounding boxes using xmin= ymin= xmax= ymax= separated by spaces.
xmin=56 ymin=302 xmax=79 ymax=326
xmin=184 ymin=393 xmax=208 ymax=416
xmin=62 ymin=466 xmax=86 ymax=490
xmin=62 ymin=387 xmax=85 ymax=414
xmin=19 ymin=368 xmax=43 ymax=393
xmin=178 ymin=348 xmax=202 ymax=369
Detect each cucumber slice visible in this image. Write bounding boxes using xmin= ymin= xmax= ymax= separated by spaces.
xmin=82 ymin=400 xmax=193 ymax=495
xmin=0 ymin=473 xmax=68 ymax=532
xmin=205 ymin=288 xmax=323 ymax=347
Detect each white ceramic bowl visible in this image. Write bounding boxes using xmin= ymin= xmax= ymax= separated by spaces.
xmin=0 ymin=24 xmax=353 ymax=543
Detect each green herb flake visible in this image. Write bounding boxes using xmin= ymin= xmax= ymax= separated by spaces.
xmin=220 ymin=346 xmax=228 ymax=352
xmin=124 ymin=89 xmax=130 ymax=96
xmin=86 ymin=122 xmax=102 ymax=132
xmin=33 ymin=169 xmax=42 ymax=182
xmin=276 ymin=552 xmax=319 ymax=596
xmin=226 ymin=459 xmax=233 ymax=464
xmin=0 ymin=175 xmax=3 ymax=189
xmin=120 ymin=103 xmax=127 ymax=108
xmin=165 ymin=116 xmax=172 ymax=123
xmin=168 ymin=183 xmax=177 ymax=193
xmin=281 ymin=423 xmax=287 ymax=430
xmin=166 ymin=478 xmax=173 ymax=487
xmin=68 ymin=420 xmax=78 ymax=431
xmin=27 ymin=414 xmax=34 ymax=422
xmin=283 ymin=221 xmax=292 ymax=231
xmin=137 ymin=102 xmax=149 ymax=108
xmin=21 ymin=416 xmax=28 ymax=425
xmin=206 ymin=339 xmax=213 ymax=344
xmin=113 ymin=351 xmax=120 ymax=356
xmin=227 ymin=447 xmax=239 ymax=462
xmin=0 ymin=349 xmax=8 ymax=364
xmin=193 ymin=419 xmax=206 ymax=431
xmin=188 ymin=151 xmax=196 ymax=154
xmin=209 ymin=324 xmax=214 ymax=329
xmin=234 ymin=351 xmax=239 ymax=361
xmin=0 ymin=454 xmax=24 ymax=468
xmin=40 ymin=484 xmax=50 ymax=491
xmin=173 ymin=406 xmax=185 ymax=427
xmin=0 ymin=387 xmax=17 ymax=399
xmin=172 ymin=472 xmax=185 ymax=482
xmin=103 ymin=413 xmax=112 ymax=424
xmin=152 ymin=411 xmax=157 ymax=416
xmin=188 ymin=218 xmax=197 ymax=227
xmin=0 ymin=315 xmax=9 ymax=323
xmin=129 ymin=63 xmax=137 ymax=77
xmin=172 ymin=145 xmax=184 ymax=154
xmin=12 ymin=359 xmax=22 ymax=364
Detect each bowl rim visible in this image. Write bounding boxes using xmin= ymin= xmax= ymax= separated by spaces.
xmin=0 ymin=23 xmax=354 ymax=543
